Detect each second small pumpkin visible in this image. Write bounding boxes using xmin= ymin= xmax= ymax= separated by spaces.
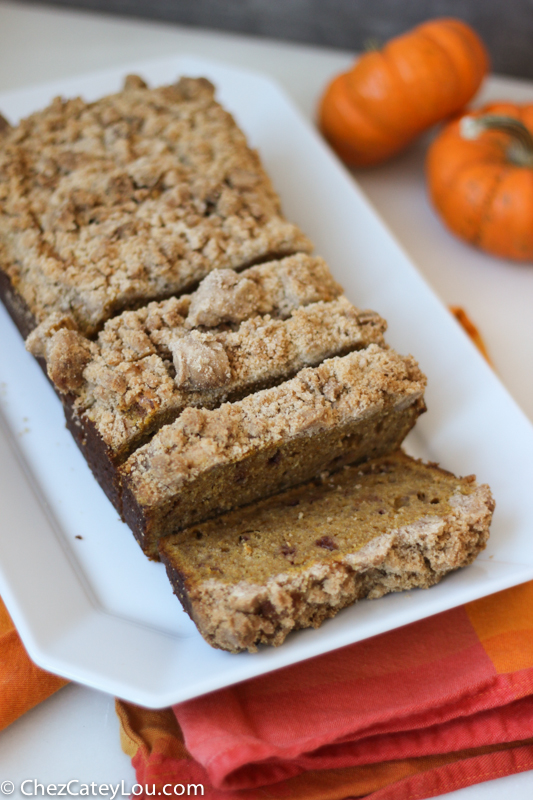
xmin=427 ymin=103 xmax=533 ymax=261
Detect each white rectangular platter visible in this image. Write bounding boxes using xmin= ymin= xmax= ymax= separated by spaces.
xmin=1 ymin=56 xmax=533 ymax=708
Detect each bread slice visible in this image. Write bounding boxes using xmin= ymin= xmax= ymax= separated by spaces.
xmin=26 ymin=255 xmax=384 ymax=508
xmin=159 ymin=450 xmax=494 ymax=653
xmin=121 ymin=346 xmax=426 ymax=558
xmin=25 ymin=254 xmax=347 ymax=460
xmin=0 ymin=75 xmax=311 ymax=337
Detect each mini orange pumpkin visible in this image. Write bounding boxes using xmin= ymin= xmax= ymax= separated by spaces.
xmin=319 ymin=18 xmax=489 ymax=167
xmin=427 ymin=103 xmax=533 ymax=261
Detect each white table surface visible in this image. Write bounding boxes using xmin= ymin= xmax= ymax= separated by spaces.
xmin=0 ymin=1 xmax=532 ymax=796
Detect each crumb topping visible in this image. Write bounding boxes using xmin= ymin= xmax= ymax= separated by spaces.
xmin=45 ymin=328 xmax=94 ymax=393
xmin=171 ymin=333 xmax=231 ymax=390
xmin=0 ymin=113 xmax=11 ymax=137
xmin=0 ymin=76 xmax=311 ymax=334
xmin=25 ymin=310 xmax=79 ymax=358
xmin=122 ymin=345 xmax=426 ymax=506
xmin=184 ymin=253 xmax=341 ymax=328
xmin=27 ymin=255 xmax=365 ymax=457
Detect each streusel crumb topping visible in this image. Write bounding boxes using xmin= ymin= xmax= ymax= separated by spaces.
xmin=123 ymin=345 xmax=426 ymax=506
xmin=0 ymin=76 xmax=311 ymax=334
xmin=26 ymin=254 xmax=356 ymax=457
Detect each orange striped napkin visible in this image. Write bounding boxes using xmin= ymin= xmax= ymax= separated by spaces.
xmin=116 ymin=581 xmax=533 ymax=799
xmin=0 ymin=597 xmax=67 ymax=730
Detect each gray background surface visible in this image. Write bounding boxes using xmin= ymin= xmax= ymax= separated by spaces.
xmin=20 ymin=0 xmax=533 ymax=79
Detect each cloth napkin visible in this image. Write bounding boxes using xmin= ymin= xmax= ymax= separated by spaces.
xmin=116 ymin=580 xmax=533 ymax=799
xmin=0 ymin=596 xmax=67 ymax=730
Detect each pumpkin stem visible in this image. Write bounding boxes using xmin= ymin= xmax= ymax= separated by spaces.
xmin=363 ymin=36 xmax=381 ymax=52
xmin=460 ymin=114 xmax=533 ymax=168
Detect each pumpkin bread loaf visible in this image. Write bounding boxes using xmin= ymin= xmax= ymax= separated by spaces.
xmin=159 ymin=450 xmax=494 ymax=652
xmin=1 ymin=73 xmax=493 ymax=660
xmin=121 ymin=346 xmax=426 ymax=558
xmin=0 ymin=75 xmax=311 ymax=338
xmin=26 ymin=254 xmax=385 ymax=508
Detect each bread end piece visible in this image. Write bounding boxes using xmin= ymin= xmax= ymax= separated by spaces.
xmin=160 ymin=455 xmax=494 ymax=653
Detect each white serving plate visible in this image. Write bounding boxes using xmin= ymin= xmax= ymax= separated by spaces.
xmin=1 ymin=56 xmax=533 ymax=708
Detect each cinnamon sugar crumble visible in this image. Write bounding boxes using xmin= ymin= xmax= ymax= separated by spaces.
xmin=122 ymin=345 xmax=426 ymax=507
xmin=0 ymin=113 xmax=11 ymax=137
xmin=171 ymin=334 xmax=231 ymax=390
xmin=27 ymin=254 xmax=375 ymax=459
xmin=0 ymin=76 xmax=311 ymax=335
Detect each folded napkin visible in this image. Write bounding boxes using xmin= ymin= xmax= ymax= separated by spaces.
xmin=117 ymin=581 xmax=533 ymax=799
xmin=0 ymin=597 xmax=67 ymax=730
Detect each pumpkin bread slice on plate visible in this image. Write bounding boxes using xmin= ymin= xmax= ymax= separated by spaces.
xmin=121 ymin=345 xmax=426 ymax=558
xmin=159 ymin=450 xmax=494 ymax=653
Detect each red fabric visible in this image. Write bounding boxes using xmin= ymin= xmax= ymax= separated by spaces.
xmin=172 ymin=597 xmax=533 ymax=794
xmin=116 ymin=582 xmax=533 ymax=799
